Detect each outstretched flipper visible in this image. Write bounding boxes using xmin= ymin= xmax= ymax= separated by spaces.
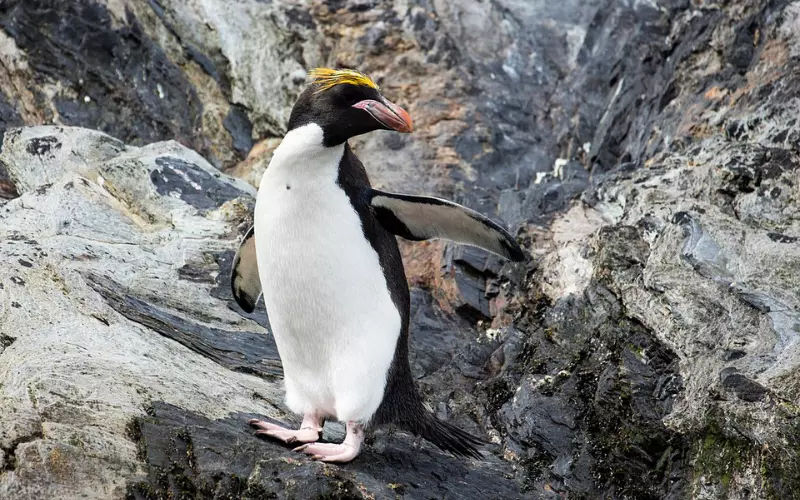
xmin=368 ymin=189 xmax=525 ymax=261
xmin=231 ymin=226 xmax=262 ymax=313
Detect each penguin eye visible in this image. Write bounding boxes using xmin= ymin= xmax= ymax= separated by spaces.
xmin=336 ymin=85 xmax=364 ymax=105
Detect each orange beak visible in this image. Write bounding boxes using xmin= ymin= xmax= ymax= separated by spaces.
xmin=352 ymin=97 xmax=414 ymax=133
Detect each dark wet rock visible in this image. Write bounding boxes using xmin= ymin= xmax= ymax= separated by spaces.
xmin=127 ymin=402 xmax=524 ymax=500
xmin=451 ymin=265 xmax=493 ymax=321
xmin=501 ymin=390 xmax=577 ymax=459
xmin=768 ymin=231 xmax=799 ymax=244
xmin=24 ymin=136 xmax=61 ymax=158
xmin=0 ymin=0 xmax=205 ymax=155
xmin=0 ymin=92 xmax=23 ymax=133
xmin=489 ymin=226 xmax=687 ymax=498
xmin=86 ymin=273 xmax=282 ymax=379
xmin=151 ymin=156 xmax=247 ymax=211
xmin=223 ymin=105 xmax=256 ymax=157
xmin=0 ymin=334 xmax=15 ymax=350
xmin=442 ymin=245 xmax=515 ymax=321
xmin=407 ymin=288 xmax=472 ymax=379
xmin=720 ymin=368 xmax=768 ymax=402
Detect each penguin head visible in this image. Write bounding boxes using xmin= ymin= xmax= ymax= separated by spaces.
xmin=288 ymin=68 xmax=413 ymax=147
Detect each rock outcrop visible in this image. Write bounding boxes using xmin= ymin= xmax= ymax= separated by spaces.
xmin=0 ymin=126 xmax=525 ymax=499
xmin=1 ymin=0 xmax=799 ymax=499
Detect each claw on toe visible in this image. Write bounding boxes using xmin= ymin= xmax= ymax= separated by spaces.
xmin=249 ymin=419 xmax=281 ymax=430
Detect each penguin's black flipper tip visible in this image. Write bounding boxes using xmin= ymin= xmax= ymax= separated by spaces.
xmin=419 ymin=414 xmax=487 ymax=460
xmin=500 ymin=234 xmax=526 ymax=262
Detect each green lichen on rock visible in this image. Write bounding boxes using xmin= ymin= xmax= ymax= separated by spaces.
xmin=689 ymin=408 xmax=800 ymax=499
xmin=691 ymin=418 xmax=748 ymax=491
xmin=760 ymin=408 xmax=800 ymax=500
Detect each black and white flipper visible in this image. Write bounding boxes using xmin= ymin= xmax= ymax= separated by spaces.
xmin=231 ymin=226 xmax=262 ymax=313
xmin=368 ymin=189 xmax=525 ymax=262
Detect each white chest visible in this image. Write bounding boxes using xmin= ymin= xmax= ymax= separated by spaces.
xmin=252 ymin=124 xmax=401 ymax=421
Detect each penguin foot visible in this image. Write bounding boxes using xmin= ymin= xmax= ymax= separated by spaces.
xmin=250 ymin=421 xmax=320 ymax=444
xmin=293 ymin=442 xmax=361 ymax=462
xmin=249 ymin=413 xmax=323 ymax=444
xmin=293 ymin=421 xmax=364 ymax=463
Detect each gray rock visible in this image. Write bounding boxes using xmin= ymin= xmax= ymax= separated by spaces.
xmin=0 ymin=126 xmax=275 ymax=499
xmin=1 ymin=0 xmax=800 ymax=498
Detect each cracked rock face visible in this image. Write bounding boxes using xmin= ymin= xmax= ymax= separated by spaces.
xmin=1 ymin=0 xmax=800 ymax=499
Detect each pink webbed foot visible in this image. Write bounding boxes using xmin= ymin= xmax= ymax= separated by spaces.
xmin=249 ymin=421 xmax=319 ymax=444
xmin=294 ymin=421 xmax=364 ymax=463
xmin=249 ymin=413 xmax=323 ymax=445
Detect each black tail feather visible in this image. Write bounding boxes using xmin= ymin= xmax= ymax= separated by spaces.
xmin=416 ymin=413 xmax=486 ymax=459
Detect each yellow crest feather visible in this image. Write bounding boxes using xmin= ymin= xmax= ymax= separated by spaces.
xmin=308 ymin=68 xmax=379 ymax=93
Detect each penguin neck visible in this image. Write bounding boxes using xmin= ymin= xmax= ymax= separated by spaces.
xmin=271 ymin=123 xmax=345 ymax=180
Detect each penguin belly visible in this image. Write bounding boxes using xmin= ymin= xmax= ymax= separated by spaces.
xmin=254 ymin=146 xmax=401 ymax=424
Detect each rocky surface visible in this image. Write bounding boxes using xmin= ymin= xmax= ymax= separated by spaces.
xmin=0 ymin=126 xmax=524 ymax=499
xmin=1 ymin=0 xmax=800 ymax=499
